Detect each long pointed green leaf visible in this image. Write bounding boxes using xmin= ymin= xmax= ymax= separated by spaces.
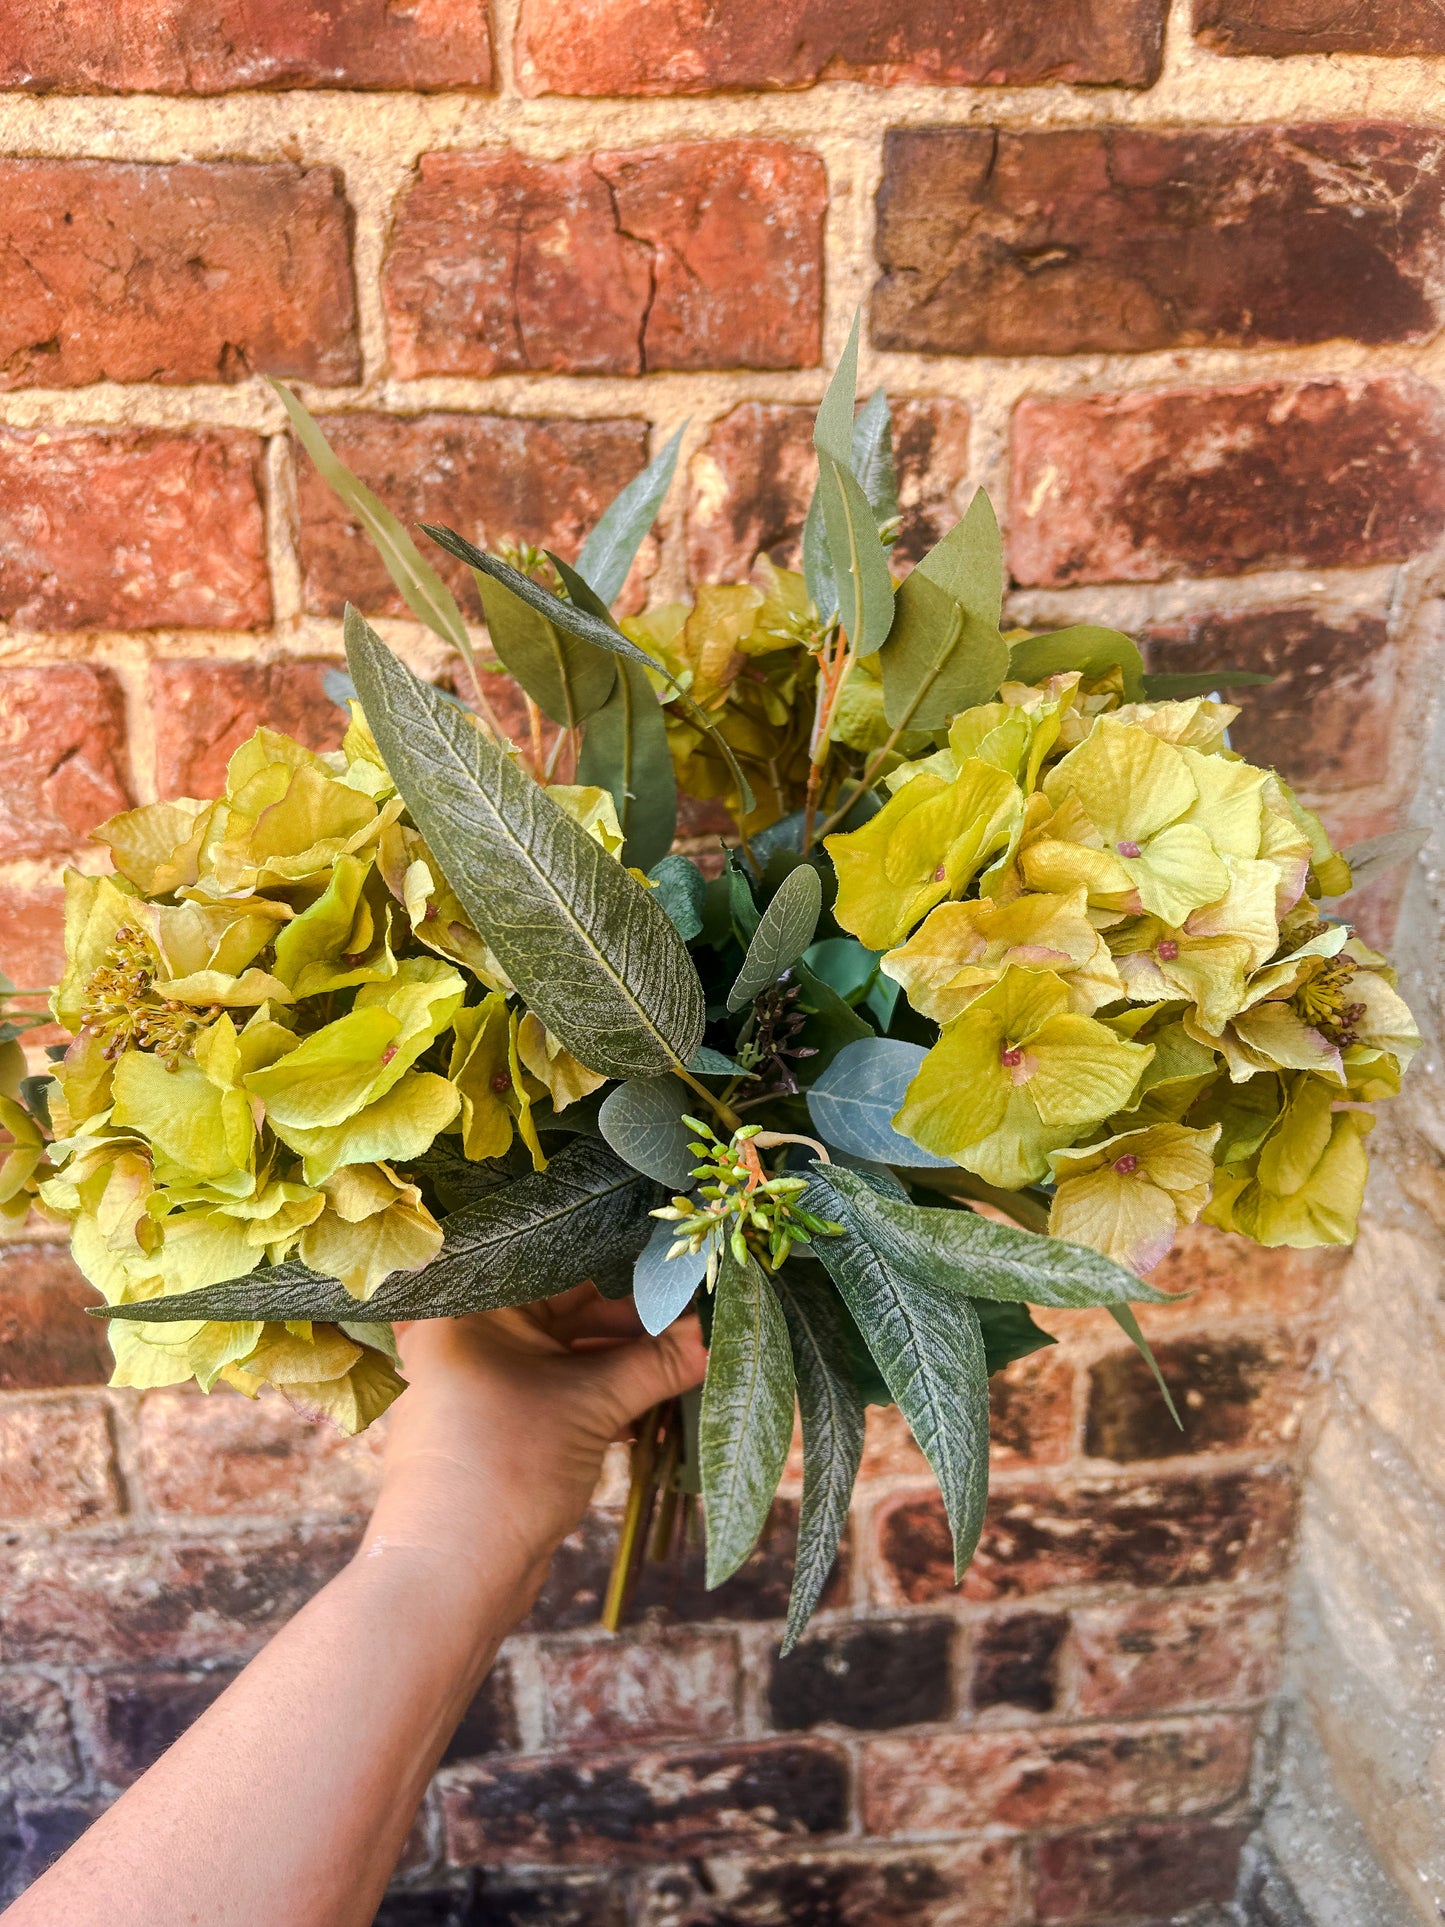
xmin=701 ymin=1247 xmax=796 ymax=1588
xmin=816 ymin=453 xmax=894 ymax=658
xmin=270 ymin=380 xmax=473 ymax=664
xmin=1109 ymin=1303 xmax=1183 ymax=1430
xmin=805 ymin=1162 xmax=989 ymax=1580
xmin=577 ymin=424 xmax=686 ymax=608
xmin=880 ymin=488 xmax=1011 ymax=728
xmin=577 ymin=655 xmax=678 ymax=872
xmin=472 ymin=568 xmax=616 ymax=728
xmin=776 ymin=1265 xmax=865 ymax=1654
xmin=1140 ymin=670 xmax=1273 ymax=699
xmin=727 ymin=864 xmax=823 ymax=1012
xmin=814 ymin=310 xmax=863 ymax=465
xmin=97 ymin=1139 xmax=658 ymax=1325
xmin=345 ymin=608 xmax=704 ymax=1079
xmin=850 ymin=387 xmax=899 ymax=532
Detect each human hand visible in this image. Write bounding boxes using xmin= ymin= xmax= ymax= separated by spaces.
xmin=364 ymin=1290 xmax=707 ymax=1598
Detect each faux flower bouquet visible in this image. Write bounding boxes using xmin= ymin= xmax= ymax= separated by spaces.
xmin=20 ymin=321 xmax=1418 ymax=1644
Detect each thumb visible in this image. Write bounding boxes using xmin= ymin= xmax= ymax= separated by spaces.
xmin=590 ymin=1314 xmax=707 ymax=1431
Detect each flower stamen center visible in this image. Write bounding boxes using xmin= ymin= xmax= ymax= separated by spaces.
xmin=1117 ymin=840 xmax=1142 ymax=859
xmin=1113 ymin=1153 xmax=1140 ymax=1175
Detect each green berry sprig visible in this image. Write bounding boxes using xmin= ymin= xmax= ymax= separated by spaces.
xmin=651 ymin=1118 xmax=843 ymax=1284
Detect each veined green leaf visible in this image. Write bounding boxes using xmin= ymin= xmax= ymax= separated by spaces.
xmin=804 ymin=317 xmax=894 ymax=621
xmin=776 ymin=1265 xmax=865 ymax=1654
xmin=546 ymin=553 xmax=619 ymax=627
xmin=577 ymin=656 xmax=678 ymax=873
xmin=345 ymin=609 xmax=704 ymax=1079
xmin=270 ymin=381 xmax=473 ymax=665
xmin=648 ymin=855 xmax=706 ymax=943
xmin=727 ymin=864 xmax=823 ymax=1012
xmin=816 ymin=453 xmax=895 ymax=658
xmin=1009 ymin=625 xmax=1145 ymax=701
xmin=814 ymin=310 xmax=863 ymax=466
xmin=472 ymin=568 xmax=616 ymax=729
xmin=881 ymin=489 xmax=1010 ymax=729
xmin=98 ymin=1139 xmax=658 ymax=1325
xmin=805 ymin=1162 xmax=989 ymax=1580
xmin=700 ymin=1246 xmax=796 ymax=1588
xmin=599 ymin=1074 xmax=698 ymax=1188
xmin=576 ymin=424 xmax=686 ymax=608
xmin=850 ymin=387 xmax=900 ymax=534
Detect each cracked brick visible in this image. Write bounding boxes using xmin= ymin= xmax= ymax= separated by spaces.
xmin=149 ymin=660 xmax=345 ymax=801
xmin=0 ymin=664 xmax=130 ymax=859
xmin=1195 ymin=0 xmax=1445 ymax=55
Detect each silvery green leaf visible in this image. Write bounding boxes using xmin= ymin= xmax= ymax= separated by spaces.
xmin=472 ymin=567 xmax=616 ymax=728
xmin=1333 ymin=826 xmax=1430 ymax=896
xmin=99 ymin=1139 xmax=658 ymax=1325
xmin=323 ymin=668 xmax=358 ymax=711
xmin=802 ymin=936 xmax=883 ymax=1004
xmin=806 ymin=1037 xmax=952 ymax=1169
xmin=648 ymin=855 xmax=707 ymax=942
xmin=576 ymin=424 xmax=686 ymax=608
xmin=776 ymin=1265 xmax=865 ymax=1654
xmin=700 ymin=1246 xmax=796 ymax=1588
xmin=633 ymin=1217 xmax=710 ymax=1336
xmin=815 ymin=453 xmax=895 ymax=658
xmin=270 ymin=381 xmax=473 ymax=664
xmin=688 ymin=1046 xmax=745 ymax=1076
xmin=727 ymin=864 xmax=824 ymax=1012
xmin=813 ymin=309 xmax=863 ymax=465
xmin=802 ymin=486 xmax=837 ymax=621
xmin=1008 ymin=625 xmax=1145 ymax=701
xmin=599 ymin=1075 xmax=698 ymax=1188
xmin=880 ymin=489 xmax=1010 ymax=729
xmin=850 ymin=387 xmax=899 ymax=532
xmin=345 ymin=608 xmax=703 ymax=1079
xmin=804 ymin=1162 xmax=989 ymax=1580
xmin=577 ymin=656 xmax=678 ymax=872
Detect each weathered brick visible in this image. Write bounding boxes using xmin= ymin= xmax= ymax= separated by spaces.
xmin=1010 ymin=377 xmax=1445 ymax=588
xmin=1085 ymin=1330 xmax=1314 ymax=1463
xmin=0 ymin=890 xmax=66 ymax=1037
xmin=293 ymin=411 xmax=651 ymax=618
xmin=0 ymin=1797 xmax=106 ymax=1903
xmin=874 ymin=124 xmax=1445 ymax=358
xmin=0 ymin=428 xmax=270 ymax=631
xmin=0 ymin=0 xmax=492 ymax=92
xmin=874 ymin=1470 xmax=1297 ymax=1605
xmin=442 ymin=1661 xmax=520 ymax=1763
xmin=0 ymin=1245 xmax=111 ymax=1392
xmin=383 ymin=145 xmax=824 ymax=378
xmin=636 ymin=1841 xmax=1028 ymax=1927
xmin=73 ymin=1668 xmax=236 ymax=1785
xmin=1122 ymin=1223 xmax=1343 ymax=1331
xmin=516 ymin=0 xmax=1166 ymax=93
xmin=1072 ymin=1593 xmax=1284 ymax=1717
xmin=149 ymin=660 xmax=344 ymax=801
xmin=0 ymin=1396 xmax=122 ymax=1527
xmin=1146 ymin=609 xmax=1396 ymax=796
xmin=380 ymin=1873 xmax=624 ymax=1926
xmin=541 ymin=1630 xmax=739 ymax=1747
xmin=0 ymin=1527 xmax=358 ymax=1664
xmin=988 ymin=1348 xmax=1075 ymax=1468
xmin=441 ymin=1740 xmax=850 ymax=1865
xmin=685 ymin=397 xmax=970 ymax=586
xmin=861 ymin=1714 xmax=1253 ymax=1836
xmin=0 ymin=1675 xmax=77 ymax=1796
xmin=858 ymin=1405 xmax=930 ymax=1483
xmin=767 ymin=1619 xmax=954 ymax=1732
xmin=137 ymin=1386 xmax=383 ymax=1517
xmin=1034 ymin=1816 xmax=1251 ymax=1923
xmin=0 ymin=665 xmax=129 ymax=860
xmin=1195 ymin=0 xmax=1445 ymax=55
xmin=0 ymin=159 xmax=359 ymax=390
xmin=970 ymin=1609 xmax=1069 ymax=1715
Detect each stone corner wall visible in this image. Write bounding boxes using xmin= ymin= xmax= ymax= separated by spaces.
xmin=1 ymin=0 xmax=1443 ymax=1920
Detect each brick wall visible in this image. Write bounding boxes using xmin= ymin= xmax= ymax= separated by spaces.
xmin=0 ymin=2 xmax=1441 ymax=1920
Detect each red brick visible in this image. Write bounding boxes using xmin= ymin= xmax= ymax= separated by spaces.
xmin=1072 ymin=1593 xmax=1284 ymax=1718
xmin=0 ymin=1527 xmax=358 ymax=1664
xmin=442 ymin=1663 xmax=520 ymax=1763
xmin=861 ymin=1714 xmax=1252 ymax=1836
xmin=1195 ymin=0 xmax=1445 ymax=55
xmin=516 ymin=0 xmax=1166 ymax=93
xmin=1085 ymin=1330 xmax=1314 ymax=1464
xmin=0 ymin=1245 xmax=111 ymax=1392
xmin=970 ymin=1609 xmax=1069 ymax=1715
xmin=149 ymin=660 xmax=344 ymax=801
xmin=634 ymin=1841 xmax=1028 ymax=1927
xmin=0 ymin=1674 xmax=78 ymax=1796
xmin=1034 ymin=1816 xmax=1251 ymax=1922
xmin=138 ymin=1385 xmax=383 ymax=1517
xmin=0 ymin=1395 xmax=121 ymax=1527
xmin=858 ymin=1405 xmax=930 ymax=1483
xmin=1147 ymin=608 xmax=1396 ymax=797
xmin=0 ymin=888 xmax=66 ymax=1023
xmin=73 ymin=1668 xmax=237 ymax=1785
xmin=1010 ymin=378 xmax=1445 ymax=587
xmin=293 ymin=411 xmax=651 ymax=619
xmin=988 ymin=1348 xmax=1076 ymax=1468
xmin=0 ymin=428 xmax=270 ymax=631
xmin=0 ymin=665 xmax=129 ymax=860
xmin=541 ymin=1630 xmax=740 ymax=1747
xmin=1127 ymin=1224 xmax=1342 ymax=1331
xmin=0 ymin=0 xmax=492 ymax=92
xmin=768 ymin=1619 xmax=954 ymax=1732
xmin=875 ymin=124 xmax=1445 ymax=359
xmin=873 ymin=1470 xmax=1297 ymax=1606
xmin=383 ymin=144 xmax=824 ymax=379
xmin=404 ymin=1869 xmax=619 ymax=1923
xmin=0 ymin=160 xmax=358 ymax=390
xmin=686 ymin=397 xmax=971 ymax=587
xmin=441 ymin=1739 xmax=850 ymax=1865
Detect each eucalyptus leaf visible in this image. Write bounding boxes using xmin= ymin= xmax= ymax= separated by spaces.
xmin=1332 ymin=826 xmax=1430 ymax=896
xmin=850 ymin=387 xmax=900 ymax=533
xmin=806 ymin=1037 xmax=952 ymax=1169
xmin=648 ymin=854 xmax=707 ymax=942
xmin=815 ymin=453 xmax=895 ymax=658
xmin=1110 ymin=1303 xmax=1183 ymax=1430
xmin=700 ymin=1246 xmax=797 ymax=1588
xmin=324 ymin=668 xmax=358 ymax=712
xmin=688 ymin=1046 xmax=746 ymax=1076
xmin=804 ymin=1162 xmax=990 ymax=1579
xmin=99 ymin=1138 xmax=658 ymax=1325
xmin=576 ymin=424 xmax=686 ymax=608
xmin=577 ymin=656 xmax=678 ymax=872
xmin=776 ymin=1265 xmax=866 ymax=1654
xmin=599 ymin=1075 xmax=699 ymax=1188
xmin=1009 ymin=625 xmax=1145 ymax=701
xmin=802 ymin=936 xmax=883 ymax=1005
xmin=546 ymin=553 xmax=620 ymax=628
xmin=345 ymin=609 xmax=704 ymax=1079
xmin=1140 ymin=670 xmax=1273 ymax=699
xmin=880 ymin=490 xmax=1010 ymax=730
xmin=473 ymin=567 xmax=616 ymax=729
xmin=633 ymin=1217 xmax=710 ymax=1336
xmin=813 ymin=309 xmax=863 ymax=466
xmin=270 ymin=382 xmax=473 ymax=665
xmin=728 ymin=865 xmax=824 ymax=1012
